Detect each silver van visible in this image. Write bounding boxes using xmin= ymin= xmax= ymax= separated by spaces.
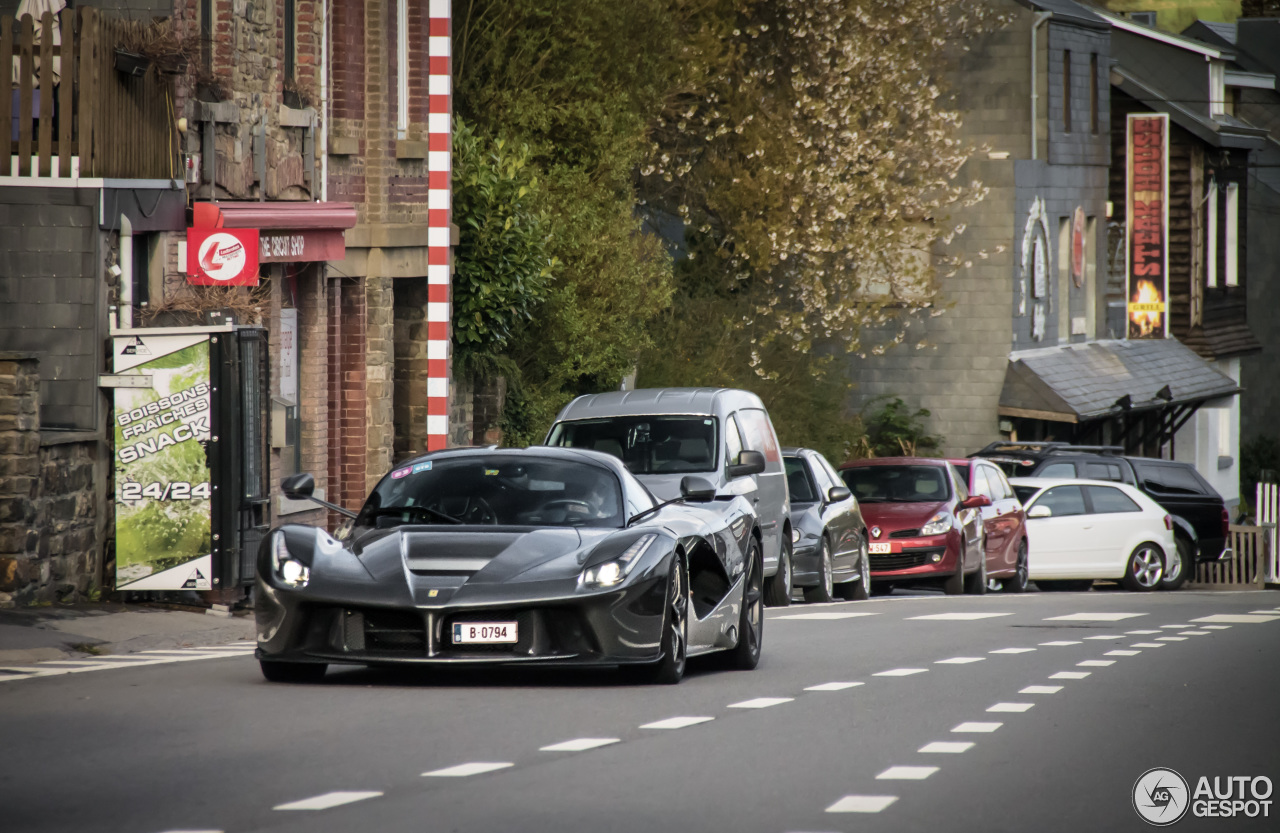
xmin=546 ymin=388 xmax=795 ymax=606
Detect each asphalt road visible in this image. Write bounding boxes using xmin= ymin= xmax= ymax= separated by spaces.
xmin=3 ymin=588 xmax=1279 ymax=833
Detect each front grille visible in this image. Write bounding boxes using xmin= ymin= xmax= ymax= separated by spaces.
xmin=889 ymin=528 xmax=922 ymax=538
xmin=337 ymin=608 xmax=427 ymax=655
xmin=870 ymin=553 xmax=929 ymax=570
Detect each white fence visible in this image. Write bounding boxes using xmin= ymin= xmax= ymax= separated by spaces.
xmin=1259 ymin=481 xmax=1278 ymax=585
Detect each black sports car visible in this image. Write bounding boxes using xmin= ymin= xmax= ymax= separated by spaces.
xmin=255 ymin=447 xmax=764 ymax=684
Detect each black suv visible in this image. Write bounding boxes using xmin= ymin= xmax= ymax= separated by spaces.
xmin=971 ymin=442 xmax=1229 ymax=590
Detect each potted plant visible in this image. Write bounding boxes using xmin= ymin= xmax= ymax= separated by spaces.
xmin=115 ymin=18 xmax=198 ymax=77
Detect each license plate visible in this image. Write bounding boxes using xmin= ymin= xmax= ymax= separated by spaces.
xmin=868 ymin=543 xmax=893 ymax=554
xmin=453 ymin=622 xmax=518 ymax=644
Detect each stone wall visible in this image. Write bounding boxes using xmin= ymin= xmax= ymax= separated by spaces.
xmin=0 ymin=354 xmax=105 ymax=607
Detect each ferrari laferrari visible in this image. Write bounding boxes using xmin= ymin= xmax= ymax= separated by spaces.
xmin=255 ymin=447 xmax=764 ymax=684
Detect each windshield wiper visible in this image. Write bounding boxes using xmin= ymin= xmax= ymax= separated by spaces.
xmin=627 ymin=497 xmax=686 ymax=527
xmin=365 ymin=505 xmax=463 ymax=525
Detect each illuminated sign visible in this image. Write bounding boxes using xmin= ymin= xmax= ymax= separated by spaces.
xmin=1126 ymin=114 xmax=1169 ymax=339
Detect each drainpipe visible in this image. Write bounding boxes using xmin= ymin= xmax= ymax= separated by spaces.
xmin=319 ymin=0 xmax=329 ymax=202
xmin=119 ymin=214 xmax=133 ymax=330
xmin=1031 ymin=11 xmax=1053 ymax=160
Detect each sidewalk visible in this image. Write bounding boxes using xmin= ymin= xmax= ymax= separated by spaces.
xmin=0 ymin=602 xmax=255 ymax=663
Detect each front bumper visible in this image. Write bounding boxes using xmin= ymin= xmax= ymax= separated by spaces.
xmin=867 ymin=533 xmax=960 ymax=582
xmin=791 ymin=542 xmax=823 ymax=585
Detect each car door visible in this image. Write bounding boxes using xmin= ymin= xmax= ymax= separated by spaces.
xmin=949 ymin=464 xmax=982 ymax=571
xmin=969 ymin=464 xmax=1005 ymax=569
xmin=981 ymin=462 xmax=1023 ymax=574
xmin=1025 ymin=484 xmax=1091 ymax=577
xmin=736 ymin=408 xmax=787 ymax=565
xmin=1082 ymin=484 xmax=1147 ymax=578
xmin=810 ymin=453 xmax=859 ymax=573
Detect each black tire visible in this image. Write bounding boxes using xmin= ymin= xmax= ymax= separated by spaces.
xmin=728 ymin=539 xmax=764 ymax=670
xmin=1036 ymin=579 xmax=1094 ymax=592
xmin=764 ymin=537 xmax=793 ymax=607
xmin=1161 ymin=536 xmax=1193 ymax=591
xmin=640 ymin=552 xmax=689 ymax=684
xmin=259 ymin=660 xmax=327 ymax=683
xmin=1002 ymin=540 xmax=1029 ymax=594
xmin=803 ymin=537 xmax=835 ymax=604
xmin=1121 ymin=542 xmax=1164 ymax=592
xmin=943 ymin=555 xmax=965 ymax=595
xmin=964 ymin=551 xmax=988 ymax=595
xmin=842 ymin=539 xmax=871 ymax=601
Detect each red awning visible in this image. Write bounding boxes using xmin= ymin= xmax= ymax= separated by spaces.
xmin=192 ymin=201 xmax=358 ymax=230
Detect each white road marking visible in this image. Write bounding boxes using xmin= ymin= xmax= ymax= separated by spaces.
xmin=987 ymin=702 xmax=1034 ymax=713
xmin=1020 ymin=685 xmax=1063 ymax=694
xmin=1201 ymin=625 xmax=1232 ymax=630
xmin=919 ymin=741 xmax=974 ymax=753
xmin=1106 ymin=650 xmax=1141 ymax=656
xmin=805 ymin=682 xmax=863 ymax=691
xmin=952 ymin=722 xmax=1002 ymax=733
xmin=1045 ymin=612 xmax=1144 ymax=621
xmin=1049 ymin=671 xmax=1091 ymax=679
xmin=990 ymin=647 xmax=1036 ymax=654
xmin=1039 ymin=641 xmax=1082 ymax=646
xmin=1248 ymin=609 xmax=1280 ymax=615
xmin=153 ymin=829 xmax=224 ymax=832
xmin=1126 ymin=630 xmax=1161 ymax=634
xmin=273 ymin=791 xmax=382 ymax=811
xmin=877 ymin=766 xmax=938 ymax=780
xmin=422 ymin=762 xmax=514 ymax=777
xmin=1191 ymin=614 xmax=1280 ymax=624
xmin=825 ymin=795 xmax=898 ymax=813
xmin=935 ymin=657 xmax=985 ymax=664
xmin=774 ymin=612 xmax=880 ymax=620
xmin=19 ymin=660 xmax=110 ymax=667
xmin=728 ymin=697 xmax=793 ymax=709
xmin=1179 ymin=631 xmax=1211 ymax=636
xmin=540 ymin=738 xmax=619 ymax=752
xmin=1076 ymin=660 xmax=1115 ymax=666
xmin=1156 ymin=637 xmax=1187 ymax=642
xmin=640 ymin=716 xmax=713 ymax=730
xmin=1159 ymin=624 xmax=1193 ymax=629
xmin=1131 ymin=643 xmax=1165 ymax=648
xmin=907 ymin=612 xmax=1012 ymax=620
xmin=873 ymin=668 xmax=928 ymax=677
xmin=1083 ymin=635 xmax=1125 ymax=641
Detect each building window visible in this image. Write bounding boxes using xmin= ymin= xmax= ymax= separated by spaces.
xmin=1058 ymin=217 xmax=1071 ymax=341
xmin=1209 ymin=61 xmax=1226 ymax=116
xmin=397 ymin=0 xmax=409 ymax=138
xmin=284 ymin=0 xmax=296 ymax=80
xmin=1225 ymin=182 xmax=1239 ymax=286
xmin=1063 ymin=50 xmax=1072 ymax=132
xmin=1206 ymin=179 xmax=1218 ymax=288
xmin=1090 ymin=53 xmax=1099 ymax=134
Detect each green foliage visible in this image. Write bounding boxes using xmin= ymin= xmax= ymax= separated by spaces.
xmin=860 ymin=396 xmax=943 ymax=458
xmin=1240 ymin=435 xmax=1280 ymax=511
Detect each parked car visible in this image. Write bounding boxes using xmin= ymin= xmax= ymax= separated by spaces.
xmin=945 ymin=457 xmax=1030 ymax=593
xmin=972 ymin=442 xmax=1229 ymax=590
xmin=1010 ymin=477 xmax=1175 ymax=593
xmin=259 ymin=447 xmax=764 ymax=685
xmin=784 ymin=448 xmax=870 ymax=603
xmin=545 ymin=388 xmax=795 ymax=606
xmin=837 ymin=457 xmax=989 ymax=595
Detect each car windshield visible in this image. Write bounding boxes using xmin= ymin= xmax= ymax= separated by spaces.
xmin=1012 ymin=484 xmax=1042 ymax=504
xmin=841 ymin=465 xmax=951 ymax=503
xmin=359 ymin=456 xmax=624 ymax=528
xmin=548 ymin=416 xmax=718 ymax=475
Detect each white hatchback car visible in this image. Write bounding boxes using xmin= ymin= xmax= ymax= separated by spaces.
xmin=1009 ymin=477 xmax=1175 ymax=592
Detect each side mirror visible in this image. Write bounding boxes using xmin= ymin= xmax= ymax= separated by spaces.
xmin=1028 ymin=504 xmax=1052 ymax=518
xmin=728 ymin=449 xmax=766 ymax=478
xmin=827 ymin=486 xmax=852 ymax=503
xmin=680 ymin=476 xmax=717 ymax=502
xmin=281 ymin=472 xmax=316 ymax=500
xmin=961 ymin=494 xmax=992 ymax=509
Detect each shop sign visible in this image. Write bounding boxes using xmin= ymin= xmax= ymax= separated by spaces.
xmin=1071 ymin=206 xmax=1086 ymax=288
xmin=1126 ymin=113 xmax=1169 ymax=339
xmin=258 ymin=229 xmax=346 ymax=263
xmin=187 ymin=228 xmax=260 ymax=286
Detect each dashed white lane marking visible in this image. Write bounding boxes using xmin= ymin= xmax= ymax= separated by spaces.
xmin=1179 ymin=630 xmax=1211 ymax=636
xmin=907 ymin=612 xmax=1012 ymax=621
xmin=273 ymin=791 xmax=382 ymax=811
xmin=422 ymin=762 xmax=514 ymax=777
xmin=1106 ymin=650 xmax=1141 ymax=656
xmin=1083 ymin=635 xmax=1125 ymax=641
xmin=1157 ymin=636 xmax=1187 ymax=642
xmin=877 ymin=766 xmax=938 ymax=780
xmin=1201 ymin=625 xmax=1232 ymax=630
xmin=1040 ymin=641 xmax=1082 ymax=646
xmin=1045 ymin=612 xmax=1144 ymax=621
xmin=1248 ymin=609 xmax=1280 ymax=615
xmin=873 ymin=668 xmax=928 ymax=677
xmin=1050 ymin=671 xmax=1090 ymax=679
xmin=774 ymin=612 xmax=880 ymax=620
xmin=154 ymin=829 xmax=224 ymax=832
xmin=1077 ymin=660 xmax=1115 ymax=667
xmin=540 ymin=738 xmax=619 ymax=752
xmin=1127 ymin=630 xmax=1161 ymax=635
xmin=825 ymin=795 xmax=898 ymax=813
xmin=1159 ymin=624 xmax=1193 ymax=629
xmin=729 ymin=697 xmax=793 ymax=709
xmin=1020 ymin=685 xmax=1063 ymax=694
xmin=990 ymin=647 xmax=1036 ymax=654
xmin=935 ymin=657 xmax=985 ymax=665
xmin=952 ymin=722 xmax=1002 ymax=733
xmin=1131 ymin=643 xmax=1165 ymax=648
xmin=805 ymin=682 xmax=863 ymax=692
xmin=640 ymin=716 xmax=713 ymax=730
xmin=1191 ymin=614 xmax=1280 ymax=624
xmin=919 ymin=741 xmax=974 ymax=753
xmin=987 ymin=702 xmax=1034 ymax=713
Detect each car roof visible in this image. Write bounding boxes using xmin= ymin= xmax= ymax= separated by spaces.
xmin=393 ymin=445 xmax=633 ymax=478
xmin=838 ymin=456 xmax=950 ymax=469
xmin=553 ymin=387 xmax=763 ymax=420
xmin=1009 ymin=476 xmax=1143 ymax=492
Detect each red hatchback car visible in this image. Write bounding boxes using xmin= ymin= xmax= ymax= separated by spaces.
xmin=837 ymin=458 xmax=989 ymax=595
xmin=946 ymin=457 xmax=1030 ymax=593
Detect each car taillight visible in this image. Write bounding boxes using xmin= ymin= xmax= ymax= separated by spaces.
xmin=1163 ymin=514 xmax=1173 ymax=531
xmin=1222 ymin=508 xmax=1230 ymax=536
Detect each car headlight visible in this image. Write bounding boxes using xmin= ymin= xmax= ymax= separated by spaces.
xmin=271 ymin=532 xmax=311 ymax=588
xmin=581 ymin=534 xmax=657 ymax=588
xmin=921 ymin=511 xmax=953 ymax=536
xmin=790 ymin=527 xmax=801 ymax=544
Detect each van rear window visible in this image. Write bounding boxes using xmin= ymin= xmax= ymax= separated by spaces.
xmin=548 ymin=416 xmax=718 ymax=475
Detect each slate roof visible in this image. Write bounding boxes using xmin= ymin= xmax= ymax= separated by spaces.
xmin=1017 ymin=0 xmax=1109 ymax=29
xmin=999 ymin=339 xmax=1241 ymax=423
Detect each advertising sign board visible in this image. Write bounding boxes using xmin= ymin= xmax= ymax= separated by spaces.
xmin=1126 ymin=113 xmax=1169 ymax=339
xmin=187 ymin=227 xmax=260 ymax=286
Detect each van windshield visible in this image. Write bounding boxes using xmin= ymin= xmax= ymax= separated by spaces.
xmin=548 ymin=416 xmax=718 ymax=475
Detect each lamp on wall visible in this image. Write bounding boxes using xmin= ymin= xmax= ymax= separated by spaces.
xmin=1114 ymin=394 xmax=1133 ymax=410
xmin=1155 ymin=385 xmax=1173 ymax=402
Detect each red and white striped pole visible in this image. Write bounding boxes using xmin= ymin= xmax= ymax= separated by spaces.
xmin=426 ymin=0 xmax=451 ymax=450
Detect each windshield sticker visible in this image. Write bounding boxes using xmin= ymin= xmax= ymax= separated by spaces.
xmin=485 ymin=469 xmax=500 ymax=476
xmin=412 ymin=462 xmax=433 ymax=473
xmin=391 ymin=467 xmax=412 ymax=479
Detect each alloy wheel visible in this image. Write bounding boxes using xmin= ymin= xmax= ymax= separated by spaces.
xmin=1130 ymin=545 xmax=1164 ymax=589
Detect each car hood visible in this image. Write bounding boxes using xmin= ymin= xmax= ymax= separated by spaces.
xmin=858 ymin=500 xmax=948 ymax=530
xmin=351 ymin=526 xmax=600 ymax=581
